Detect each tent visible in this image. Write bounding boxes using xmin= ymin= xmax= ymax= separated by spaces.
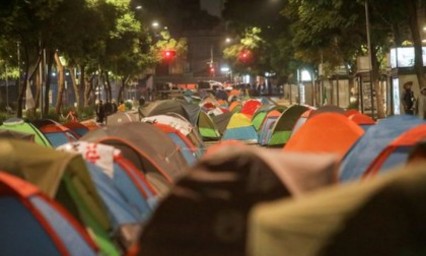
xmin=229 ymin=101 xmax=242 ymax=113
xmin=80 ymin=119 xmax=102 ymax=131
xmin=284 ymin=113 xmax=364 ymax=158
xmin=106 ymin=111 xmax=139 ymax=126
xmin=81 ymin=122 xmax=189 ymax=185
xmin=139 ymin=99 xmax=201 ymax=126
xmin=291 ymin=108 xmax=315 ymax=135
xmin=137 ymin=145 xmax=339 ymax=256
xmin=32 ymin=119 xmax=79 ymax=147
xmin=241 ymin=99 xmax=262 ymax=117
xmin=142 ymin=114 xmax=205 ymax=152
xmin=363 ymin=124 xmax=426 ymax=178
xmin=198 ymin=111 xmax=221 ymax=141
xmin=248 ymin=163 xmax=426 ymax=256
xmin=0 ymin=139 xmax=120 ymax=255
xmin=212 ymin=111 xmax=234 ymax=135
xmin=222 ymin=113 xmax=258 ymax=144
xmin=63 ymin=121 xmax=90 ymax=137
xmin=267 ymin=105 xmax=310 ymax=146
xmin=339 ymin=115 xmax=424 ymax=182
xmin=150 ymin=123 xmax=199 ymax=165
xmin=309 ymin=104 xmax=345 ymax=119
xmin=0 ymin=172 xmax=98 ymax=256
xmin=0 ymin=118 xmax=51 ymax=147
xmin=258 ymin=110 xmax=282 ymax=146
xmin=251 ymin=104 xmax=286 ymax=131
xmin=0 ymin=129 xmax=35 ymax=142
xmin=348 ymin=113 xmax=376 ymax=131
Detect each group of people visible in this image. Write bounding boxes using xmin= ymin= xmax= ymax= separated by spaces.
xmin=95 ymin=99 xmax=126 ymax=123
xmin=401 ymin=81 xmax=426 ymax=119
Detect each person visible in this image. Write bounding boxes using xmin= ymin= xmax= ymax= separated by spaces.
xmin=401 ymin=81 xmax=415 ymax=115
xmin=111 ymin=99 xmax=118 ymax=113
xmin=138 ymin=96 xmax=146 ymax=120
xmin=104 ymin=99 xmax=113 ymax=116
xmin=118 ymin=100 xmax=126 ymax=112
xmin=95 ymin=100 xmax=105 ymax=124
xmin=415 ymin=87 xmax=426 ymax=120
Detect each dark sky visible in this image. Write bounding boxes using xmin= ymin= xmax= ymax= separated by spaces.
xmin=200 ymin=0 xmax=223 ymax=17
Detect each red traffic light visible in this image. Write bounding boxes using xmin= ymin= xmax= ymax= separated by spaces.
xmin=238 ymin=49 xmax=252 ymax=63
xmin=161 ymin=50 xmax=176 ymax=60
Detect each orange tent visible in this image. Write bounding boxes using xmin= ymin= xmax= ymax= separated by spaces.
xmin=348 ymin=113 xmax=376 ymax=125
xmin=229 ymin=101 xmax=241 ymax=112
xmin=283 ymin=113 xmax=364 ymax=158
xmin=80 ymin=119 xmax=101 ymax=131
xmin=344 ymin=109 xmax=361 ymax=117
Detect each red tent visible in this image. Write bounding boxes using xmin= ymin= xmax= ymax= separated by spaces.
xmin=241 ymin=99 xmax=261 ymax=117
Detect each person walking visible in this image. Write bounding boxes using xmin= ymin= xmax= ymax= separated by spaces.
xmin=118 ymin=100 xmax=126 ymax=112
xmin=416 ymin=87 xmax=426 ymax=119
xmin=401 ymin=81 xmax=415 ymax=115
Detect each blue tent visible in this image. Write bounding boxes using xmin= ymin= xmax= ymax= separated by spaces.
xmin=339 ymin=115 xmax=424 ymax=182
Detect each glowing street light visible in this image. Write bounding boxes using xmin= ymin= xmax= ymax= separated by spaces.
xmin=152 ymin=21 xmax=160 ymax=29
xmin=135 ymin=5 xmax=142 ymax=10
xmin=225 ymin=37 xmax=232 ymax=44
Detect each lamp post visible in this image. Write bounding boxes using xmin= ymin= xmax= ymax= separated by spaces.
xmin=365 ymin=1 xmax=375 ymax=118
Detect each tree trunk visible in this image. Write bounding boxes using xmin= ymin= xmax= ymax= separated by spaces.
xmin=84 ymin=74 xmax=95 ymax=107
xmin=408 ymin=0 xmax=426 ymax=91
xmin=54 ymin=52 xmax=65 ymax=114
xmin=117 ymin=76 xmax=129 ymax=102
xmin=104 ymin=71 xmax=112 ymax=101
xmin=44 ymin=49 xmax=54 ymax=115
xmin=17 ymin=43 xmax=31 ymax=118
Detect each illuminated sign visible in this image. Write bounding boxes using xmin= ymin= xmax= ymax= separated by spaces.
xmin=390 ymin=47 xmax=426 ymax=68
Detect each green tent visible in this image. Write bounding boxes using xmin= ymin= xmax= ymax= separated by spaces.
xmin=0 ymin=139 xmax=120 ymax=255
xmin=267 ymin=105 xmax=309 ymax=146
xmin=198 ymin=111 xmax=221 ymax=141
xmin=248 ymin=163 xmax=426 ymax=256
xmin=0 ymin=118 xmax=51 ymax=147
xmin=251 ymin=105 xmax=286 ymax=131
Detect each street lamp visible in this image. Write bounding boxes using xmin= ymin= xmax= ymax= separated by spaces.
xmin=152 ymin=21 xmax=160 ymax=29
xmin=135 ymin=5 xmax=142 ymax=10
xmin=225 ymin=37 xmax=232 ymax=44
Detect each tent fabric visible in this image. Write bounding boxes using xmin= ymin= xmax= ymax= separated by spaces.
xmin=198 ymin=111 xmax=221 ymax=140
xmin=268 ymin=105 xmax=310 ymax=146
xmin=138 ymin=145 xmax=339 ymax=256
xmin=241 ymin=99 xmax=261 ymax=117
xmin=106 ymin=111 xmax=138 ymax=126
xmin=291 ymin=109 xmax=315 ymax=135
xmin=0 ymin=172 xmax=98 ymax=256
xmin=348 ymin=113 xmax=376 ymax=125
xmin=248 ymin=163 xmax=426 ymax=256
xmin=222 ymin=113 xmax=258 ymax=143
xmin=32 ymin=119 xmax=79 ymax=147
xmin=0 ymin=129 xmax=35 ymax=142
xmin=0 ymin=118 xmax=51 ymax=147
xmin=81 ymin=122 xmax=189 ymax=183
xmin=251 ymin=104 xmax=286 ymax=131
xmin=284 ymin=113 xmax=364 ymax=158
xmin=309 ymin=104 xmax=345 ymax=119
xmin=363 ymin=124 xmax=426 ymax=178
xmin=140 ymin=99 xmax=201 ymax=126
xmin=229 ymin=101 xmax=241 ymax=112
xmin=258 ymin=111 xmax=282 ymax=146
xmin=212 ymin=111 xmax=233 ymax=135
xmin=63 ymin=121 xmax=90 ymax=138
xmin=339 ymin=115 xmax=424 ymax=182
xmin=0 ymin=139 xmax=117 ymax=255
xmin=142 ymin=115 xmax=193 ymax=136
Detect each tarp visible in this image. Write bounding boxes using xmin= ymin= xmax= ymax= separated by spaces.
xmin=339 ymin=115 xmax=424 ymax=182
xmin=248 ymin=163 xmax=426 ymax=256
xmin=0 ymin=172 xmax=98 ymax=256
xmin=138 ymin=145 xmax=339 ymax=256
xmin=284 ymin=113 xmax=364 ymax=158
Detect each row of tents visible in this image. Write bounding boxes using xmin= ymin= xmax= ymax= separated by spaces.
xmin=0 ymin=93 xmax=425 ymax=255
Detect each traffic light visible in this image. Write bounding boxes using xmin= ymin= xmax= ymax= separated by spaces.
xmin=161 ymin=50 xmax=176 ymax=61
xmin=238 ymin=49 xmax=252 ymax=63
